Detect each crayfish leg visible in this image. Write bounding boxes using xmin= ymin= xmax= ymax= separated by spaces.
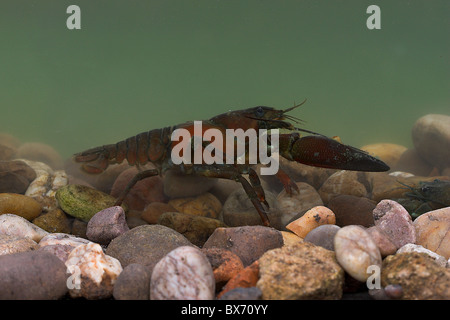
xmin=275 ymin=168 xmax=300 ymax=195
xmin=113 ymin=168 xmax=160 ymax=206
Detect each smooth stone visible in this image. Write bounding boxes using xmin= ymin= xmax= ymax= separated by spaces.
xmin=0 ymin=251 xmax=68 ymax=299
xmin=39 ymin=232 xmax=91 ymax=248
xmin=327 ymin=194 xmax=376 ymax=227
xmin=203 ymin=226 xmax=283 ymax=267
xmin=281 ymin=231 xmax=303 ymax=246
xmin=318 ymin=170 xmax=368 ymax=205
xmin=256 ymin=241 xmax=344 ymax=300
xmin=397 ymin=243 xmax=447 ymax=267
xmin=366 ymin=226 xmax=397 ymax=257
xmin=0 ymin=144 xmax=15 ymax=161
xmin=65 ymin=242 xmax=123 ymax=299
xmin=150 ymin=246 xmax=215 ymax=300
xmin=0 ymin=160 xmax=36 ymax=193
xmin=168 ymin=192 xmax=222 ymax=219
xmin=0 ymin=234 xmax=38 ymax=255
xmin=413 ymin=207 xmax=450 ymax=259
xmin=392 ymin=148 xmax=434 ymax=176
xmin=141 ymin=201 xmax=177 ymax=224
xmin=37 ymin=244 xmax=75 ymax=263
xmin=334 ymin=225 xmax=382 ymax=282
xmin=86 ymin=206 xmax=129 ymax=245
xmin=163 ymin=169 xmax=217 ymax=198
xmin=285 ymin=206 xmax=336 ymax=238
xmin=217 ymin=261 xmax=260 ymax=299
xmin=56 ymin=184 xmax=124 ymax=222
xmin=32 ymin=208 xmax=72 ymax=233
xmin=373 ymin=199 xmax=416 ymax=249
xmin=113 ymin=263 xmax=150 ymax=300
xmin=304 ymin=224 xmax=340 ymax=251
xmin=360 ymin=143 xmax=407 ymax=169
xmin=0 ymin=213 xmax=48 ymax=242
xmin=15 ymin=142 xmax=64 ymax=170
xmin=106 ymin=224 xmax=194 ymax=275
xmin=219 ymin=287 xmax=262 ymax=300
xmin=158 ymin=211 xmax=227 ymax=247
xmin=0 ymin=193 xmax=42 ymax=221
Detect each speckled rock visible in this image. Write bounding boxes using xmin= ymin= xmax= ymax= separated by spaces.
xmin=164 ymin=169 xmax=218 ymax=198
xmin=0 ymin=234 xmax=38 ymax=255
xmin=327 ymin=194 xmax=376 ymax=227
xmin=113 ymin=263 xmax=150 ymax=300
xmin=65 ymin=242 xmax=123 ymax=299
xmin=334 ymin=225 xmax=382 ymax=282
xmin=413 ymin=207 xmax=450 ymax=259
xmin=141 ymin=201 xmax=177 ymax=224
xmin=381 ymin=252 xmax=450 ymax=299
xmin=366 ymin=226 xmax=397 ymax=257
xmin=150 ymin=246 xmax=215 ymax=300
xmin=86 ymin=206 xmax=129 ymax=245
xmin=218 ymin=260 xmax=260 ymax=299
xmin=56 ymin=184 xmax=124 ymax=222
xmin=0 ymin=160 xmax=36 ymax=194
xmin=0 ymin=193 xmax=42 ymax=221
xmin=158 ymin=211 xmax=227 ymax=247
xmin=318 ymin=171 xmax=368 ymax=205
xmin=32 ymin=208 xmax=72 ymax=233
xmin=0 ymin=213 xmax=48 ymax=242
xmin=256 ymin=241 xmax=344 ymax=300
xmin=106 ymin=224 xmax=194 ymax=275
xmin=203 ymin=226 xmax=283 ymax=267
xmin=168 ymin=192 xmax=222 ymax=219
xmin=373 ymin=199 xmax=416 ymax=249
xmin=286 ymin=206 xmax=336 ymax=238
xmin=397 ymin=244 xmax=447 ymax=267
xmin=0 ymin=251 xmax=68 ymax=299
xmin=202 ymin=247 xmax=244 ymax=291
xmin=37 ymin=244 xmax=75 ymax=262
xmin=304 ymin=224 xmax=340 ymax=251
xmin=39 ymin=232 xmax=91 ymax=248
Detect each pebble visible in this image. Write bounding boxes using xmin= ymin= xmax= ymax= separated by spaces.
xmin=397 ymin=243 xmax=447 ymax=267
xmin=163 ymin=169 xmax=218 ymax=198
xmin=318 ymin=170 xmax=368 ymax=205
xmin=373 ymin=199 xmax=416 ymax=249
xmin=281 ymin=231 xmax=303 ymax=246
xmin=141 ymin=201 xmax=177 ymax=224
xmin=15 ymin=142 xmax=64 ymax=170
xmin=327 ymin=194 xmax=376 ymax=227
xmin=110 ymin=166 xmax=166 ymax=211
xmin=168 ymin=192 xmax=222 ymax=219
xmin=276 ymin=181 xmax=324 ymax=226
xmin=0 ymin=234 xmax=38 ymax=255
xmin=106 ymin=224 xmax=194 ymax=275
xmin=0 ymin=193 xmax=42 ymax=221
xmin=65 ymin=242 xmax=123 ymax=299
xmin=360 ymin=143 xmax=407 ymax=169
xmin=203 ymin=226 xmax=283 ymax=267
xmin=366 ymin=226 xmax=397 ymax=257
xmin=222 ymin=188 xmax=282 ymax=229
xmin=334 ymin=225 xmax=382 ymax=282
xmin=219 ymin=287 xmax=262 ymax=300
xmin=158 ymin=211 xmax=227 ymax=247
xmin=0 ymin=251 xmax=68 ymax=299
xmin=39 ymin=232 xmax=91 ymax=248
xmin=32 ymin=208 xmax=72 ymax=233
xmin=0 ymin=213 xmax=48 ymax=242
xmin=201 ymin=247 xmax=244 ymax=291
xmin=286 ymin=206 xmax=336 ymax=238
xmin=304 ymin=224 xmax=340 ymax=251
xmin=150 ymin=246 xmax=215 ymax=300
xmin=86 ymin=206 xmax=129 ymax=245
xmin=113 ymin=263 xmax=150 ymax=300
xmin=56 ymin=184 xmax=124 ymax=222
xmin=381 ymin=252 xmax=450 ymax=299
xmin=217 ymin=260 xmax=260 ymax=299
xmin=0 ymin=160 xmax=36 ymax=193
xmin=256 ymin=241 xmax=344 ymax=299
xmin=37 ymin=244 xmax=76 ymax=263
xmin=412 ymin=114 xmax=450 ymax=170
xmin=413 ymin=207 xmax=450 ymax=259
xmin=392 ymin=148 xmax=433 ymax=176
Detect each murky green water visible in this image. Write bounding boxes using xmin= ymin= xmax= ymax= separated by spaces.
xmin=1 ymin=0 xmax=449 ymax=159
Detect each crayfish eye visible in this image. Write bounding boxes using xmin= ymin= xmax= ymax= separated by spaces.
xmin=255 ymin=107 xmax=264 ymax=118
xmin=421 ymin=186 xmax=430 ymax=193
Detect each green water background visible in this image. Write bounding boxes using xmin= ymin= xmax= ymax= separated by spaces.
xmin=1 ymin=0 xmax=449 ymax=159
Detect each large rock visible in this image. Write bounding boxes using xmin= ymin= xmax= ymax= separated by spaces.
xmin=0 ymin=160 xmax=36 ymax=194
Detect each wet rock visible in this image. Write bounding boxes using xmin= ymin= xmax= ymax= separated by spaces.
xmin=141 ymin=201 xmax=177 ymax=224
xmin=286 ymin=206 xmax=335 ymax=238
xmin=256 ymin=241 xmax=344 ymax=300
xmin=281 ymin=231 xmax=303 ymax=246
xmin=168 ymin=192 xmax=222 ymax=219
xmin=32 ymin=208 xmax=72 ymax=233
xmin=360 ymin=143 xmax=407 ymax=169
xmin=327 ymin=194 xmax=376 ymax=227
xmin=218 ymin=260 xmax=260 ymax=299
xmin=150 ymin=246 xmax=215 ymax=300
xmin=15 ymin=142 xmax=64 ymax=170
xmin=334 ymin=225 xmax=382 ymax=282
xmin=0 ymin=160 xmax=36 ymax=193
xmin=373 ymin=199 xmax=416 ymax=248
xmin=158 ymin=211 xmax=227 ymax=247
xmin=222 ymin=188 xmax=282 ymax=229
xmin=65 ymin=242 xmax=123 ymax=299
xmin=0 ymin=251 xmax=68 ymax=299
xmin=0 ymin=234 xmax=38 ymax=255
xmin=37 ymin=244 xmax=75 ymax=263
xmin=219 ymin=287 xmax=262 ymax=300
xmin=397 ymin=243 xmax=447 ymax=267
xmin=381 ymin=252 xmax=450 ymax=299
xmin=412 ymin=114 xmax=450 ymax=170
xmin=393 ymin=148 xmax=434 ymax=176
xmin=38 ymin=233 xmax=91 ymax=262
xmin=110 ymin=166 xmax=166 ymax=211
xmin=0 ymin=214 xmax=48 ymax=242
xmin=113 ymin=263 xmax=150 ymax=300
xmin=86 ymin=206 xmax=129 ymax=245
xmin=202 ymin=247 xmax=244 ymax=291
xmin=56 ymin=184 xmax=123 ymax=222
xmin=413 ymin=207 xmax=450 ymax=259
xmin=318 ymin=171 xmax=368 ymax=205
xmin=276 ymin=182 xmax=324 ymax=226
xmin=304 ymin=224 xmax=340 ymax=251
xmin=106 ymin=224 xmax=194 ymax=275
xmin=366 ymin=226 xmax=397 ymax=257
xmin=0 ymin=193 xmax=42 ymax=220
xmin=164 ymin=169 xmax=218 ymax=198
xmin=71 ymin=219 xmax=88 ymax=238
xmin=203 ymin=226 xmax=283 ymax=267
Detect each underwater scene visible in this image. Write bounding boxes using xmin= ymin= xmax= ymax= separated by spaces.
xmin=0 ymin=0 xmax=449 ymax=301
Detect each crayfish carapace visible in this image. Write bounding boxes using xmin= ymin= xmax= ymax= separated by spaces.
xmin=74 ymin=101 xmax=389 ymax=226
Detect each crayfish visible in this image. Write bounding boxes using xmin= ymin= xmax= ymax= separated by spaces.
xmin=74 ymin=101 xmax=389 ymax=226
